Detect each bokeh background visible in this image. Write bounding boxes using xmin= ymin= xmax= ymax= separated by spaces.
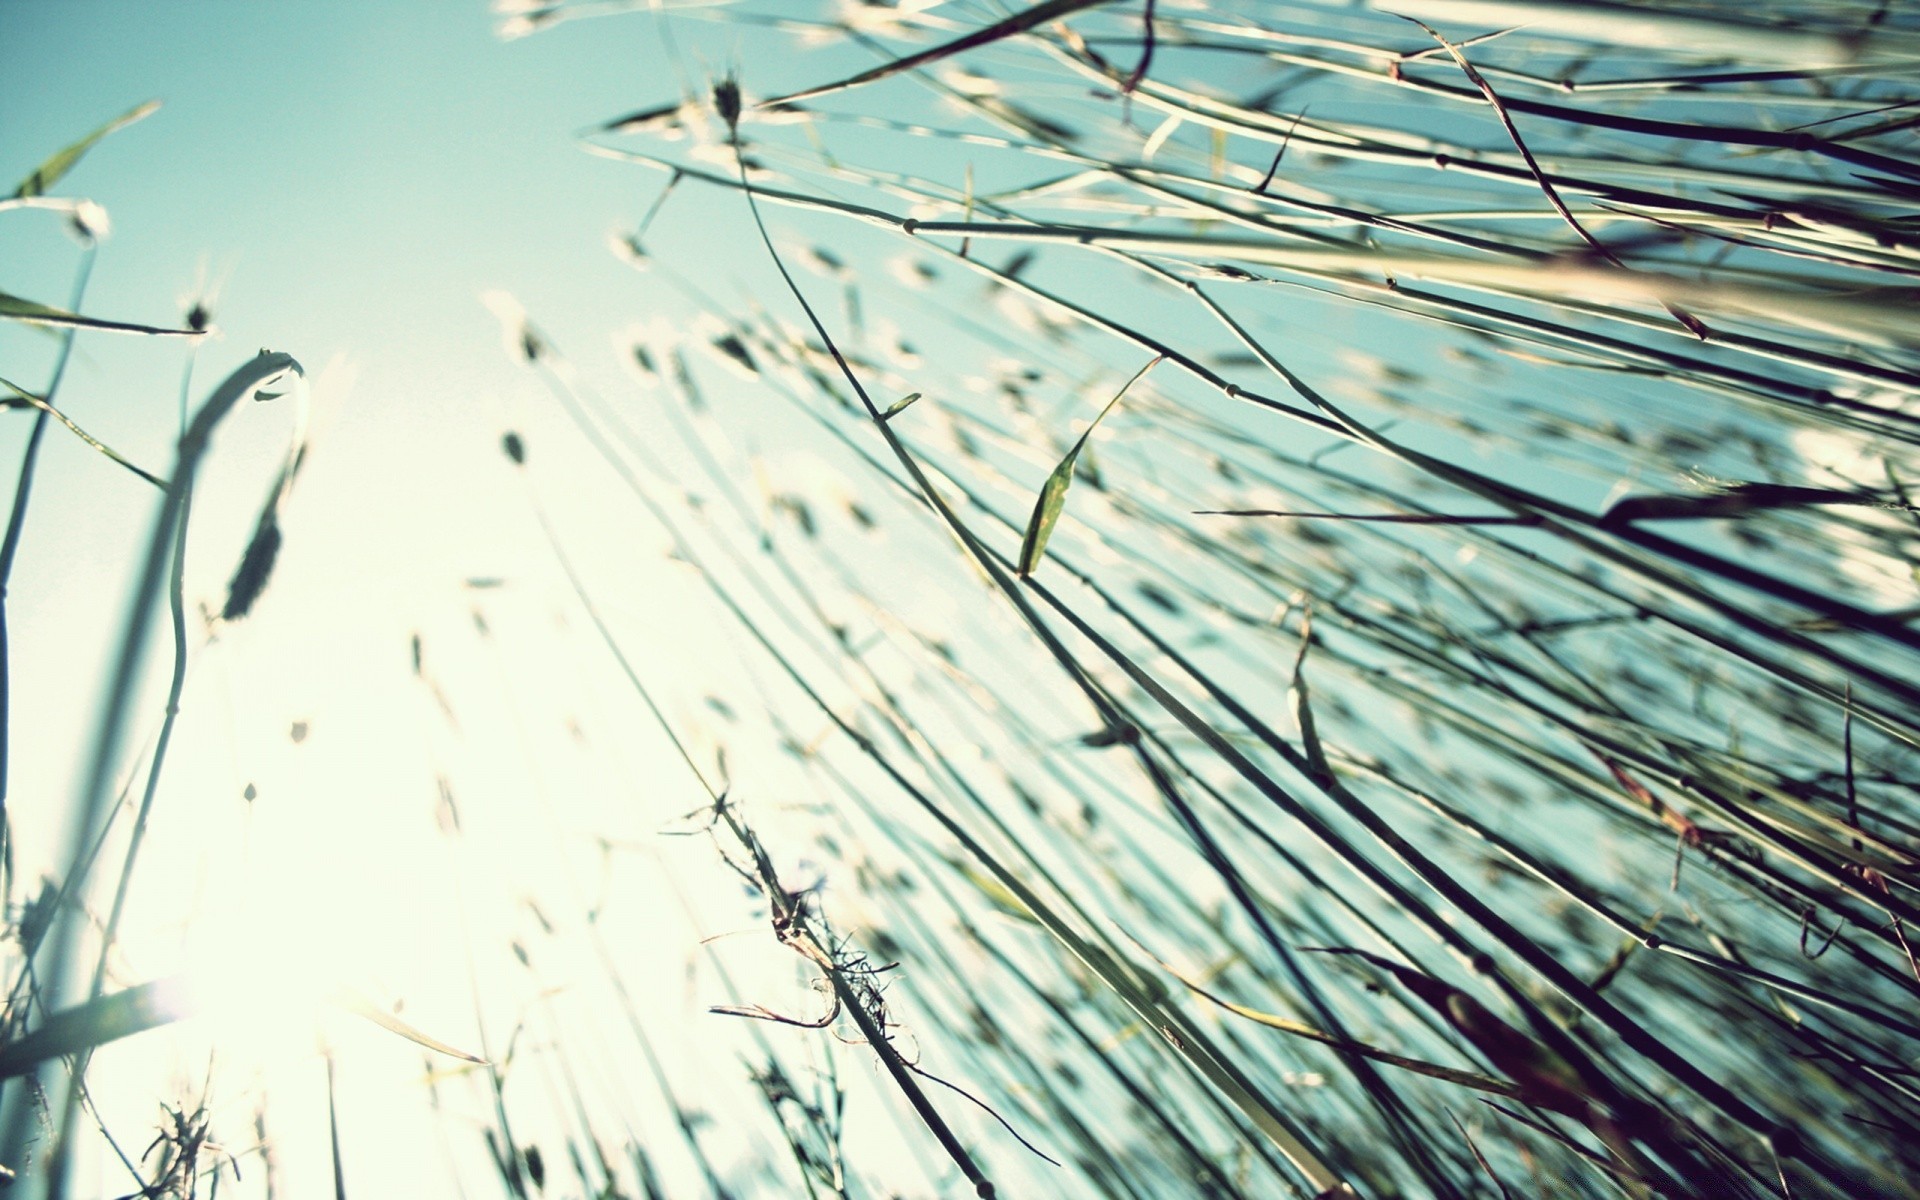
xmin=5 ymin=3 xmax=1920 ymax=1198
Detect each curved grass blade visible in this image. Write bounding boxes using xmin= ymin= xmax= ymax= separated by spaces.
xmin=0 ymin=374 xmax=165 ymax=488
xmin=12 ymin=99 xmax=159 ymax=199
xmin=1403 ymin=16 xmax=1708 ymax=338
xmin=330 ymin=987 xmax=488 ymax=1065
xmin=1017 ymin=354 xmax=1161 ymax=578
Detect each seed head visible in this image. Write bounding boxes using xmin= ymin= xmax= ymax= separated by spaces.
xmin=713 ymin=76 xmax=742 ymax=134
xmin=221 ymin=508 xmax=283 ymax=621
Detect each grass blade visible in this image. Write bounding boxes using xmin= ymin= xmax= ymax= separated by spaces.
xmin=11 ymin=99 xmax=159 ymax=198
xmin=1016 ymin=354 xmax=1161 ymax=578
xmin=0 ymin=374 xmax=166 ymax=488
xmin=330 ymin=989 xmax=488 ymax=1065
xmin=0 ymin=288 xmax=198 ymax=337
xmin=0 ymin=977 xmax=190 ymax=1080
xmin=764 ymin=0 xmax=1116 ymax=106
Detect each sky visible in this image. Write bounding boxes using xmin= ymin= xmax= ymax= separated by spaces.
xmin=2 ymin=0 xmax=710 ymax=633
xmin=1 ymin=4 xmax=902 ymax=1196
xmin=2 ymin=0 xmax=645 ymax=793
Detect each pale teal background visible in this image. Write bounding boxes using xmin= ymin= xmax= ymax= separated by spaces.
xmin=0 ymin=1 xmax=828 ymax=873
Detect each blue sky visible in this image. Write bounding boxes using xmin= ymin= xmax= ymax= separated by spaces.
xmin=6 ymin=2 xmax=668 ymax=356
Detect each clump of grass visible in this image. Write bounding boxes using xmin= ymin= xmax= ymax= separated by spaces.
xmin=482 ymin=3 xmax=1920 ymax=1198
xmin=17 ymin=5 xmax=1920 ymax=1198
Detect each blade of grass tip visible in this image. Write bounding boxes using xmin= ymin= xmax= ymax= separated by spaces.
xmin=85 ymin=359 xmax=306 ymax=1038
xmin=1017 ymin=355 xmax=1162 ymax=578
xmin=0 ymin=288 xmax=200 ymax=338
xmin=1254 ymin=106 xmax=1308 ymax=194
xmin=597 ymin=98 xmax=686 ymax=136
xmin=761 ymin=0 xmax=1118 ymax=106
xmin=329 ymin=988 xmax=488 ymax=1064
xmin=45 ymin=351 xmax=301 ymax=940
xmin=11 ymin=99 xmax=160 ymax=198
xmin=0 ymin=377 xmax=166 ymax=488
xmin=85 ymin=357 xmax=309 ymax=1063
